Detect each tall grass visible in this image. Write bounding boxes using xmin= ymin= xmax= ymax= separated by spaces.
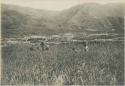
xmin=1 ymin=41 xmax=124 ymax=85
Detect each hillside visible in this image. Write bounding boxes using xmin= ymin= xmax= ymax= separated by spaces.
xmin=56 ymin=3 xmax=124 ymax=33
xmin=1 ymin=3 xmax=124 ymax=38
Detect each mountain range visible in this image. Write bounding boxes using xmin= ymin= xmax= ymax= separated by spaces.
xmin=1 ymin=3 xmax=124 ymax=38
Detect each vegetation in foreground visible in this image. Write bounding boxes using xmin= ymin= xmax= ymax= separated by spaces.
xmin=1 ymin=41 xmax=124 ymax=85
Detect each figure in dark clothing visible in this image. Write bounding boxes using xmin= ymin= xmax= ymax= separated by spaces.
xmin=40 ymin=42 xmax=45 ymax=50
xmin=40 ymin=41 xmax=49 ymax=50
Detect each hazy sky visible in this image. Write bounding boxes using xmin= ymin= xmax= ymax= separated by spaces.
xmin=3 ymin=0 xmax=124 ymax=11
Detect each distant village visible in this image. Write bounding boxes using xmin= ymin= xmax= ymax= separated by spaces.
xmin=1 ymin=33 xmax=75 ymax=46
xmin=1 ymin=32 xmax=123 ymax=47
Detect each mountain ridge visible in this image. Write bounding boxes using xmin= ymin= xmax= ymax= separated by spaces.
xmin=1 ymin=3 xmax=124 ymax=37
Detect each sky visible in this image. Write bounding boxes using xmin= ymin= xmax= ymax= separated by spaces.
xmin=3 ymin=0 xmax=125 ymax=11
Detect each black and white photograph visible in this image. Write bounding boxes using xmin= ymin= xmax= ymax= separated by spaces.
xmin=1 ymin=0 xmax=125 ymax=85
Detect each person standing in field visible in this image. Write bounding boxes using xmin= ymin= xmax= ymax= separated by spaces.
xmin=84 ymin=40 xmax=89 ymax=52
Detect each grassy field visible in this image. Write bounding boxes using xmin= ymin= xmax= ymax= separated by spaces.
xmin=1 ymin=41 xmax=124 ymax=85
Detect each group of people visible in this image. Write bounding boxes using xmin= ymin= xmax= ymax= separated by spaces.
xmin=30 ymin=41 xmax=49 ymax=51
xmin=30 ymin=41 xmax=89 ymax=52
xmin=72 ymin=41 xmax=89 ymax=53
